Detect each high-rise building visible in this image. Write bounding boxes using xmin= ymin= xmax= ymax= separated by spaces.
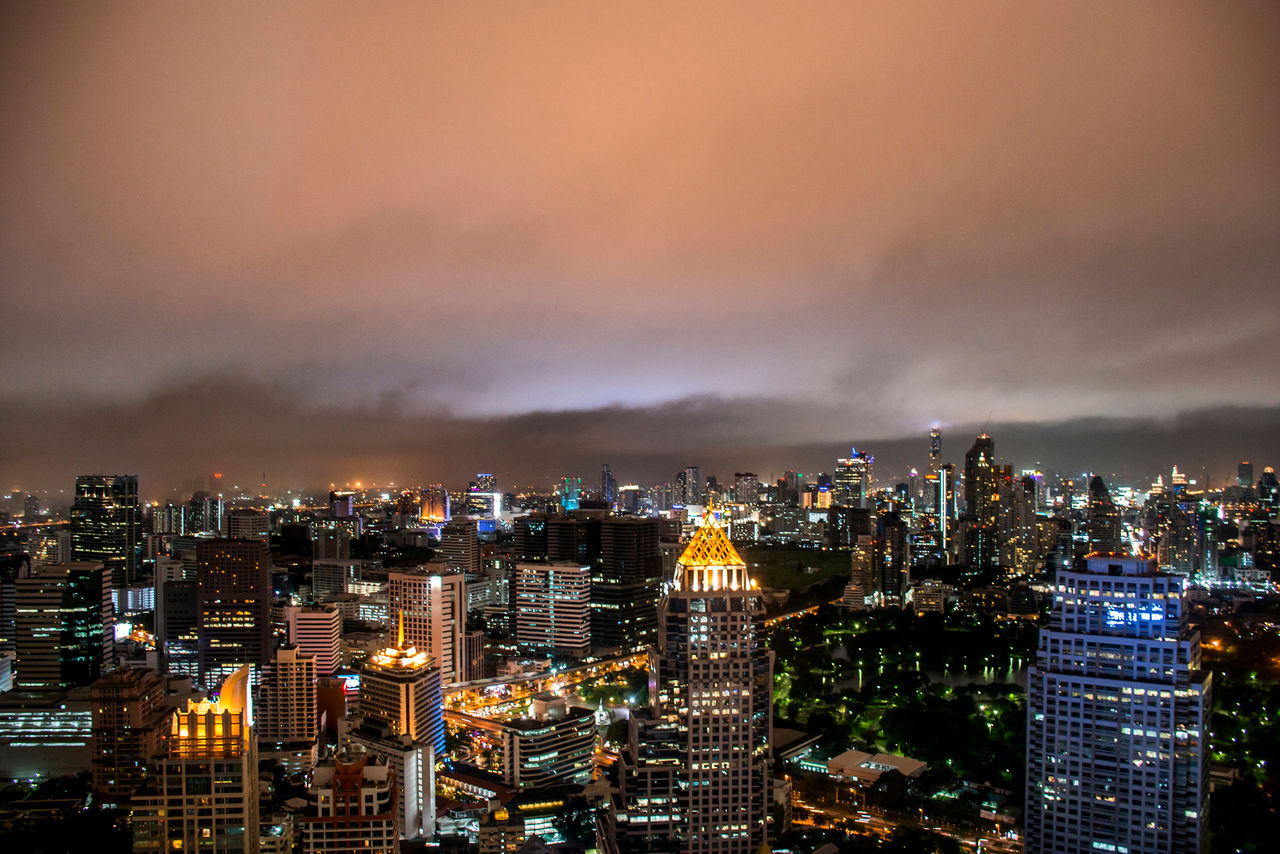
xmin=90 ymin=667 xmax=172 ymax=808
xmin=225 ymin=508 xmax=270 ymax=541
xmin=438 ymin=519 xmax=481 ymax=576
xmin=418 ymin=485 xmax=450 ymax=524
xmin=1087 ymin=475 xmax=1124 ymax=556
xmin=286 ymin=603 xmax=341 ymax=677
xmin=873 ymin=510 xmax=908 ymax=605
xmin=312 ymin=558 xmax=362 ymax=598
xmin=388 ymin=569 xmax=465 ymax=685
xmin=197 ymin=539 xmax=272 ymax=688
xmin=515 ymin=562 xmax=591 ymax=658
xmin=1025 ymin=555 xmax=1209 ymax=854
xmin=928 ymin=426 xmax=942 ymax=471
xmin=963 ymin=434 xmax=1001 ymax=570
xmin=453 ymin=693 xmax=595 ymax=789
xmin=1237 ymin=460 xmax=1254 ymax=490
xmin=257 ymin=645 xmax=318 ymax=744
xmin=592 ymin=517 xmax=664 ymax=651
xmin=833 ymin=449 xmax=873 ymax=506
xmin=601 ymin=464 xmax=617 ymax=506
xmin=360 ymin=620 xmax=445 ymax=755
xmin=682 ymin=466 xmax=705 ymax=505
xmin=70 ymin=475 xmax=140 ymax=587
xmin=617 ymin=513 xmax=772 ymax=853
xmin=132 ymin=666 xmax=260 ymax=853
xmin=557 ymin=476 xmax=583 ymax=512
xmin=15 ymin=561 xmax=115 ymax=692
xmin=303 ymin=749 xmax=400 ymax=854
xmin=733 ymin=472 xmax=760 ymax=506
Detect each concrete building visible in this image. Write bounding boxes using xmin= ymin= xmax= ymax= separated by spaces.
xmin=197 ymin=539 xmax=271 ymax=689
xmin=388 ymin=568 xmax=465 ymax=684
xmin=515 ymin=562 xmax=591 ymax=659
xmin=452 ymin=694 xmax=595 ymax=790
xmin=1026 ymin=555 xmax=1210 ymax=854
xmin=286 ymin=603 xmax=341 ymax=677
xmin=303 ymin=749 xmax=400 ymax=854
xmin=90 ymin=667 xmax=173 ymax=807
xmin=15 ymin=561 xmax=115 ymax=692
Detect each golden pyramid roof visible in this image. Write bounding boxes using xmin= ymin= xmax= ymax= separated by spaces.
xmin=675 ymin=511 xmax=754 ymax=592
xmin=677 ymin=512 xmax=746 ymax=568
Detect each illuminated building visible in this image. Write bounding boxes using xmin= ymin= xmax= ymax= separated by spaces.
xmin=478 ymin=805 xmax=525 ymax=854
xmin=1026 ymin=555 xmax=1209 ymax=854
xmin=833 ymin=448 xmax=873 ymax=506
xmin=90 ymin=667 xmax=172 ymax=807
xmin=257 ymin=645 xmax=318 ymax=773
xmin=286 ymin=603 xmax=341 ymax=677
xmin=418 ymin=484 xmax=450 ymax=524
xmin=388 ymin=569 xmax=465 ymax=684
xmin=515 ymin=562 xmax=591 ymax=658
xmin=733 ymin=472 xmax=760 ymax=506
xmin=157 ymin=577 xmax=199 ymax=678
xmin=557 ymin=476 xmax=583 ymax=512
xmin=312 ymin=558 xmax=362 ymax=598
xmin=197 ymin=539 xmax=271 ymax=689
xmin=0 ymin=688 xmax=94 ymax=780
xmin=225 ymin=508 xmax=270 ymax=541
xmin=617 ymin=512 xmax=772 ymax=853
xmin=929 ymin=426 xmax=942 ymax=471
xmin=303 ymin=748 xmax=400 ymax=854
xmin=70 ymin=474 xmax=140 ymax=588
xmin=132 ymin=666 xmax=259 ymax=853
xmin=360 ymin=618 xmax=444 ymax=754
xmin=839 ymin=533 xmax=875 ymax=610
xmin=452 ymin=694 xmax=595 ymax=789
xmin=873 ymin=510 xmax=908 ymax=606
xmin=439 ymin=519 xmax=481 ymax=575
xmin=963 ymin=434 xmax=1002 ymax=570
xmin=592 ymin=517 xmax=664 ymax=651
xmin=15 ymin=561 xmax=115 ymax=692
xmin=601 ymin=463 xmax=617 ymax=506
xmin=341 ymin=620 xmax=441 ymax=841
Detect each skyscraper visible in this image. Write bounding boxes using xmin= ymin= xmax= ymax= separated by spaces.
xmin=197 ymin=538 xmax=272 ymax=688
xmin=303 ymin=749 xmax=401 ymax=854
xmin=132 ymin=666 xmax=259 ymax=853
xmin=1026 ymin=554 xmax=1209 ymax=854
xmin=418 ymin=484 xmax=450 ymax=524
xmin=617 ymin=513 xmax=772 ymax=853
xmin=438 ymin=519 xmax=481 ymax=576
xmin=601 ymin=463 xmax=617 ymax=506
xmin=15 ymin=561 xmax=115 ymax=692
xmin=928 ymin=426 xmax=942 ymax=471
xmin=70 ymin=475 xmax=140 ymax=587
xmin=592 ymin=517 xmax=664 ymax=651
xmin=90 ymin=667 xmax=172 ymax=808
xmin=963 ymin=434 xmax=1001 ymax=570
xmin=257 ymin=645 xmax=319 ymax=749
xmin=286 ymin=603 xmax=342 ymax=677
xmin=515 ymin=562 xmax=591 ymax=658
xmin=833 ymin=448 xmax=873 ymax=506
xmin=360 ymin=619 xmax=445 ymax=755
xmin=388 ymin=569 xmax=465 ymax=684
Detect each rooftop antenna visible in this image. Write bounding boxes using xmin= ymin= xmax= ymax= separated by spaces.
xmin=982 ymin=411 xmax=992 ymax=436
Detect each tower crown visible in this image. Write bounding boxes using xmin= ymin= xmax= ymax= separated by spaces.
xmin=673 ymin=511 xmax=755 ymax=592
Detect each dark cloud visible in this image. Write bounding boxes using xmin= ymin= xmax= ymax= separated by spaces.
xmin=1 ymin=2 xmax=1277 ymax=488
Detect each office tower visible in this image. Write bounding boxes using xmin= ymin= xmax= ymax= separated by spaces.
xmin=313 ymin=527 xmax=353 ymax=560
xmin=330 ymin=490 xmax=356 ymax=517
xmin=515 ymin=562 xmax=591 ymax=658
xmin=1087 ymin=475 xmax=1124 ymax=556
xmin=618 ymin=514 xmax=772 ymax=853
xmin=833 ymin=448 xmax=873 ymax=506
xmin=133 ymin=667 xmax=259 ymax=853
xmin=601 ymin=463 xmax=617 ymax=506
xmin=303 ymin=749 xmax=400 ymax=854
xmin=455 ymin=693 xmax=595 ymax=789
xmin=90 ymin=667 xmax=172 ymax=808
xmin=963 ymin=434 xmax=1001 ymax=569
xmin=257 ymin=645 xmax=318 ymax=743
xmin=1237 ymin=461 xmax=1254 ymax=490
xmin=1026 ymin=555 xmax=1209 ymax=854
xmin=928 ymin=426 xmax=942 ymax=471
xmin=733 ymin=472 xmax=760 ymax=506
xmin=157 ymin=578 xmax=199 ymax=678
xmin=557 ymin=476 xmax=583 ymax=511
xmin=513 ymin=515 xmax=548 ymax=561
xmin=225 ymin=508 xmax=270 ymax=541
xmin=286 ymin=603 xmax=341 ymax=677
xmin=197 ymin=538 xmax=272 ymax=688
xmin=15 ymin=561 xmax=115 ymax=691
xmin=388 ymin=569 xmax=465 ymax=684
xmin=419 ymin=484 xmax=450 ymax=524
xmin=70 ymin=474 xmax=140 ymax=587
xmin=1259 ymin=467 xmax=1280 ymax=513
xmin=463 ymin=630 xmax=485 ymax=682
xmin=473 ymin=473 xmax=497 ymax=493
xmin=438 ymin=519 xmax=481 ymax=575
xmin=0 ymin=547 xmax=32 ymax=655
xmin=681 ymin=466 xmax=705 ymax=505
xmin=361 ymin=620 xmax=445 ymax=754
xmin=592 ymin=517 xmax=664 ymax=651
xmin=873 ymin=510 xmax=908 ymax=605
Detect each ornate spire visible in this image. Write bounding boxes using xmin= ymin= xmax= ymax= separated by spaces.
xmin=674 ymin=510 xmax=754 ymax=592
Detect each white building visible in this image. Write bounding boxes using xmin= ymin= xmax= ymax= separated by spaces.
xmin=514 ymin=562 xmax=591 ymax=658
xmin=303 ymin=749 xmax=399 ymax=853
xmin=286 ymin=603 xmax=341 ymax=677
xmin=1026 ymin=554 xmax=1210 ymax=854
xmin=388 ymin=568 xmax=465 ymax=684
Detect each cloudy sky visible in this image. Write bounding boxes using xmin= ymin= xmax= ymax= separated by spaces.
xmin=2 ymin=2 xmax=1277 ymax=495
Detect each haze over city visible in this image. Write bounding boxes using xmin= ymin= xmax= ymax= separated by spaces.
xmin=3 ymin=1 xmax=1278 ymax=492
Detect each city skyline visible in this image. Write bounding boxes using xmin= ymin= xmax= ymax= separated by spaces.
xmin=2 ymin=2 xmax=1278 ymax=495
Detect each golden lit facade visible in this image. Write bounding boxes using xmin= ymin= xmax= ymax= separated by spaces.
xmin=132 ymin=666 xmax=259 ymax=853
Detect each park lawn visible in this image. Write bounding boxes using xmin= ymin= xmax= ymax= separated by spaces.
xmin=742 ymin=546 xmax=850 ymax=591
